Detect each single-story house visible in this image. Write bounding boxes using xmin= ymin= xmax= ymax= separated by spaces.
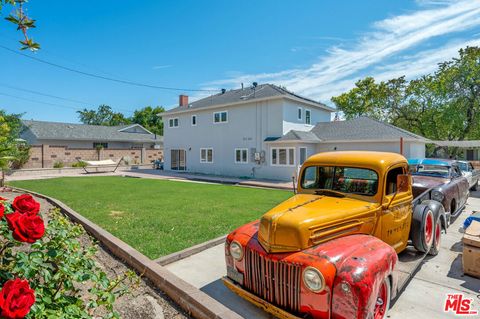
xmin=160 ymin=83 xmax=427 ymax=181
xmin=20 ymin=120 xmax=163 ymax=168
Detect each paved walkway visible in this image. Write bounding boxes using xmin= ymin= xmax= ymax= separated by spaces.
xmin=165 ymin=193 xmax=480 ymax=318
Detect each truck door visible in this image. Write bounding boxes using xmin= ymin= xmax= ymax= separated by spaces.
xmin=381 ymin=165 xmax=413 ymax=253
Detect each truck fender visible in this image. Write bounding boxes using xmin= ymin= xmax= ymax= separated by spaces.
xmin=420 ymin=199 xmax=447 ymax=232
xmin=330 ymin=235 xmax=397 ymax=319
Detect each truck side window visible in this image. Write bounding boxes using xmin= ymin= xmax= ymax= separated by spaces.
xmin=386 ymin=167 xmax=404 ymax=195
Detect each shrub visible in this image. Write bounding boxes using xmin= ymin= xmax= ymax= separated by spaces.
xmin=71 ymin=161 xmax=87 ymax=168
xmin=53 ymin=161 xmax=64 ymax=169
xmin=0 ymin=194 xmax=137 ymax=318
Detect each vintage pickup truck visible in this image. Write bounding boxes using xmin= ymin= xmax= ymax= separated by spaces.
xmin=223 ymin=151 xmax=446 ymax=319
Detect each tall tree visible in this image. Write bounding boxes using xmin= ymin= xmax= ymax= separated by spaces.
xmin=331 ymin=46 xmax=480 ymax=156
xmin=77 ymin=105 xmax=131 ymax=126
xmin=131 ymin=106 xmax=165 ymax=136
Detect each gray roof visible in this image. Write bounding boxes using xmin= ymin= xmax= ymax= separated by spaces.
xmin=431 ymin=140 xmax=480 ymax=148
xmin=163 ymin=84 xmax=334 ymax=114
xmin=271 ymin=117 xmax=427 ymax=143
xmin=311 ymin=117 xmax=426 ymax=141
xmin=22 ymin=120 xmax=162 ymax=143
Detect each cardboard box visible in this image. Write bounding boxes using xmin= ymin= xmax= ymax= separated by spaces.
xmin=464 ymin=221 xmax=480 ymax=248
xmin=463 ymin=221 xmax=480 ymax=278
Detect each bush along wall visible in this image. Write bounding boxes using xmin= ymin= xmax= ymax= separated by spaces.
xmin=0 ymin=194 xmax=137 ymax=319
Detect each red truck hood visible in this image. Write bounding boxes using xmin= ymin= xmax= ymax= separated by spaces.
xmin=412 ymin=175 xmax=448 ymax=188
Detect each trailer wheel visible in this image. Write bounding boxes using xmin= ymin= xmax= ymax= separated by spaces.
xmin=373 ymin=277 xmax=391 ymax=319
xmin=428 ymin=215 xmax=442 ymax=256
xmin=411 ymin=205 xmax=434 ymax=253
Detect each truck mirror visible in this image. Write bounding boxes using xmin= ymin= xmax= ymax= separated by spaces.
xmin=397 ymin=174 xmax=410 ymax=193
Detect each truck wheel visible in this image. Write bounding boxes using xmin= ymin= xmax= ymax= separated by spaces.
xmin=428 ymin=215 xmax=442 ymax=256
xmin=411 ymin=205 xmax=434 ymax=253
xmin=471 ymin=182 xmax=478 ymax=191
xmin=374 ymin=277 xmax=391 ymax=319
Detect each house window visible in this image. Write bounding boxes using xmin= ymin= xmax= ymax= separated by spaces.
xmin=93 ymin=142 xmax=108 ymax=149
xmin=200 ymin=148 xmax=213 ymax=163
xmin=271 ymin=147 xmax=295 ymax=166
xmin=169 ymin=118 xmax=179 ymax=128
xmin=235 ymin=148 xmax=248 ymax=164
xmin=299 ymin=147 xmax=307 ymax=165
xmin=305 ymin=110 xmax=311 ymax=124
xmin=191 ymin=115 xmax=197 ymax=126
xmin=213 ymin=111 xmax=228 ymax=123
xmin=298 ymin=107 xmax=302 ymax=120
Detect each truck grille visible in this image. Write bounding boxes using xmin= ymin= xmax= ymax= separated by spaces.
xmin=243 ymin=247 xmax=302 ymax=313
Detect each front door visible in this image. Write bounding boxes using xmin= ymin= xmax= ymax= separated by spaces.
xmin=381 ymin=165 xmax=413 ymax=253
xmin=171 ymin=149 xmax=187 ymax=171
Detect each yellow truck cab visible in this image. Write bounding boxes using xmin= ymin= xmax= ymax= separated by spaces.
xmin=224 ymin=151 xmax=446 ymax=319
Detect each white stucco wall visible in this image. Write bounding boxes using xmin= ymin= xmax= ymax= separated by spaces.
xmin=282 ymin=100 xmax=331 ymax=134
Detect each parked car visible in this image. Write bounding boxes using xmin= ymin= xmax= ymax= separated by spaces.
xmin=457 ymin=160 xmax=479 ymax=191
xmin=152 ymin=159 xmax=164 ymax=170
xmin=224 ymin=151 xmax=446 ymax=319
xmin=408 ymin=158 xmax=469 ymax=221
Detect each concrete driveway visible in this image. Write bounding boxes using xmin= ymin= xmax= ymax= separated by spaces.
xmin=165 ymin=193 xmax=480 ymax=318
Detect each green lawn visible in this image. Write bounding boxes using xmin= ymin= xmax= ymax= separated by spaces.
xmin=10 ymin=176 xmax=292 ymax=259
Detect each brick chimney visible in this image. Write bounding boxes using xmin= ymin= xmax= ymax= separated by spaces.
xmin=179 ymin=95 xmax=189 ymax=107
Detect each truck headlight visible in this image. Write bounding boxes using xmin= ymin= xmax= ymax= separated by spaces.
xmin=303 ymin=267 xmax=325 ymax=293
xmin=229 ymin=241 xmax=243 ymax=261
xmin=432 ymin=190 xmax=444 ymax=202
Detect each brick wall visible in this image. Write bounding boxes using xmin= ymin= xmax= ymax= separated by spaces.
xmin=23 ymin=145 xmax=163 ymax=168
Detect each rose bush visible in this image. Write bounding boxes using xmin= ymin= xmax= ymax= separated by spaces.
xmin=0 ymin=194 xmax=136 ymax=318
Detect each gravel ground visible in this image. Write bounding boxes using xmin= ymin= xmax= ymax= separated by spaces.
xmin=2 ymin=189 xmax=189 ymax=319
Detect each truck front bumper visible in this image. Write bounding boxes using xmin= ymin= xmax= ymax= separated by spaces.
xmin=222 ymin=277 xmax=302 ymax=319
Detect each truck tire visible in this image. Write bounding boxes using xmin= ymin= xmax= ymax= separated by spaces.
xmin=373 ymin=277 xmax=391 ymax=319
xmin=429 ymin=215 xmax=442 ymax=256
xmin=411 ymin=204 xmax=434 ymax=253
xmin=471 ymin=181 xmax=478 ymax=191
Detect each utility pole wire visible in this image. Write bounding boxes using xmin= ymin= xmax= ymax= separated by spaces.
xmin=0 ymin=44 xmax=219 ymax=93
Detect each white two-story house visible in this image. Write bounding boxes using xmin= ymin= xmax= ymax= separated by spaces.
xmin=160 ymin=83 xmax=427 ymax=181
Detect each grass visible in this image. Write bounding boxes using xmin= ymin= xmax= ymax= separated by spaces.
xmin=10 ymin=176 xmax=292 ymax=259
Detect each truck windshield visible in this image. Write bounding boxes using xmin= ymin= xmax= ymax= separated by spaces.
xmin=301 ymin=166 xmax=378 ymax=196
xmin=411 ymin=165 xmax=449 ymax=178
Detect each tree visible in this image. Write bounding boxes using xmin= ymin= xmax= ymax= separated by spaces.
xmin=0 ymin=110 xmax=30 ymax=185
xmin=331 ymin=46 xmax=480 ymax=156
xmin=77 ymin=105 xmax=131 ymax=126
xmin=1 ymin=0 xmax=39 ymax=50
xmin=131 ymin=106 xmax=165 ymax=136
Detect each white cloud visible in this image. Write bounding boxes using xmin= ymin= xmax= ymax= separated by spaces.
xmin=201 ymin=0 xmax=480 ymax=104
xmin=152 ymin=65 xmax=172 ymax=70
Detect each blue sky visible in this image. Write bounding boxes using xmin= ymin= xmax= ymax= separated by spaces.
xmin=0 ymin=0 xmax=479 ymax=123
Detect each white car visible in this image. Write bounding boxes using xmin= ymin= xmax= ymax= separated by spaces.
xmin=458 ymin=160 xmax=480 ymax=191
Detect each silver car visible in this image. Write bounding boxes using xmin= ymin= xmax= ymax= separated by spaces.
xmin=457 ymin=160 xmax=480 ymax=191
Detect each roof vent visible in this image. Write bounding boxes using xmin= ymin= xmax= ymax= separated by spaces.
xmin=252 ymin=82 xmax=258 ymax=88
xmin=221 ymin=88 xmax=226 ymax=94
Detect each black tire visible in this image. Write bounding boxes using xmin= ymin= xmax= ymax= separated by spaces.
xmin=429 ymin=215 xmax=442 ymax=256
xmin=411 ymin=204 xmax=435 ymax=253
xmin=471 ymin=181 xmax=478 ymax=191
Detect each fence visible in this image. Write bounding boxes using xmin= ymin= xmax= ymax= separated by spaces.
xmin=23 ymin=144 xmax=163 ymax=169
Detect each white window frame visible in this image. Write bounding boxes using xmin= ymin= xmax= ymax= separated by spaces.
xmin=297 ymin=107 xmax=303 ymax=120
xmin=200 ymin=148 xmax=214 ymax=163
xmin=213 ymin=111 xmax=228 ymax=124
xmin=305 ymin=109 xmax=311 ymax=125
xmin=299 ymin=147 xmax=307 ymax=165
xmin=234 ymin=148 xmax=249 ymax=164
xmin=169 ymin=117 xmax=179 ymax=128
xmin=271 ymin=147 xmax=295 ymax=167
xmin=191 ymin=115 xmax=197 ymax=126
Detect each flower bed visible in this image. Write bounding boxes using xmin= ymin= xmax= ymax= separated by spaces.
xmin=0 ymin=192 xmax=188 ymax=319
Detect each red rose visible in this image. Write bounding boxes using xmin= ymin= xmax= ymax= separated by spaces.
xmin=12 ymin=195 xmax=40 ymax=216
xmin=0 ymin=204 xmax=4 ymax=219
xmin=0 ymin=279 xmax=35 ymax=319
xmin=0 ymin=196 xmax=7 ymax=201
xmin=6 ymin=212 xmax=45 ymax=244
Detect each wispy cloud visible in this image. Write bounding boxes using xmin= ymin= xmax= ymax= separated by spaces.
xmin=201 ymin=0 xmax=480 ymax=104
xmin=152 ymin=65 xmax=173 ymax=70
